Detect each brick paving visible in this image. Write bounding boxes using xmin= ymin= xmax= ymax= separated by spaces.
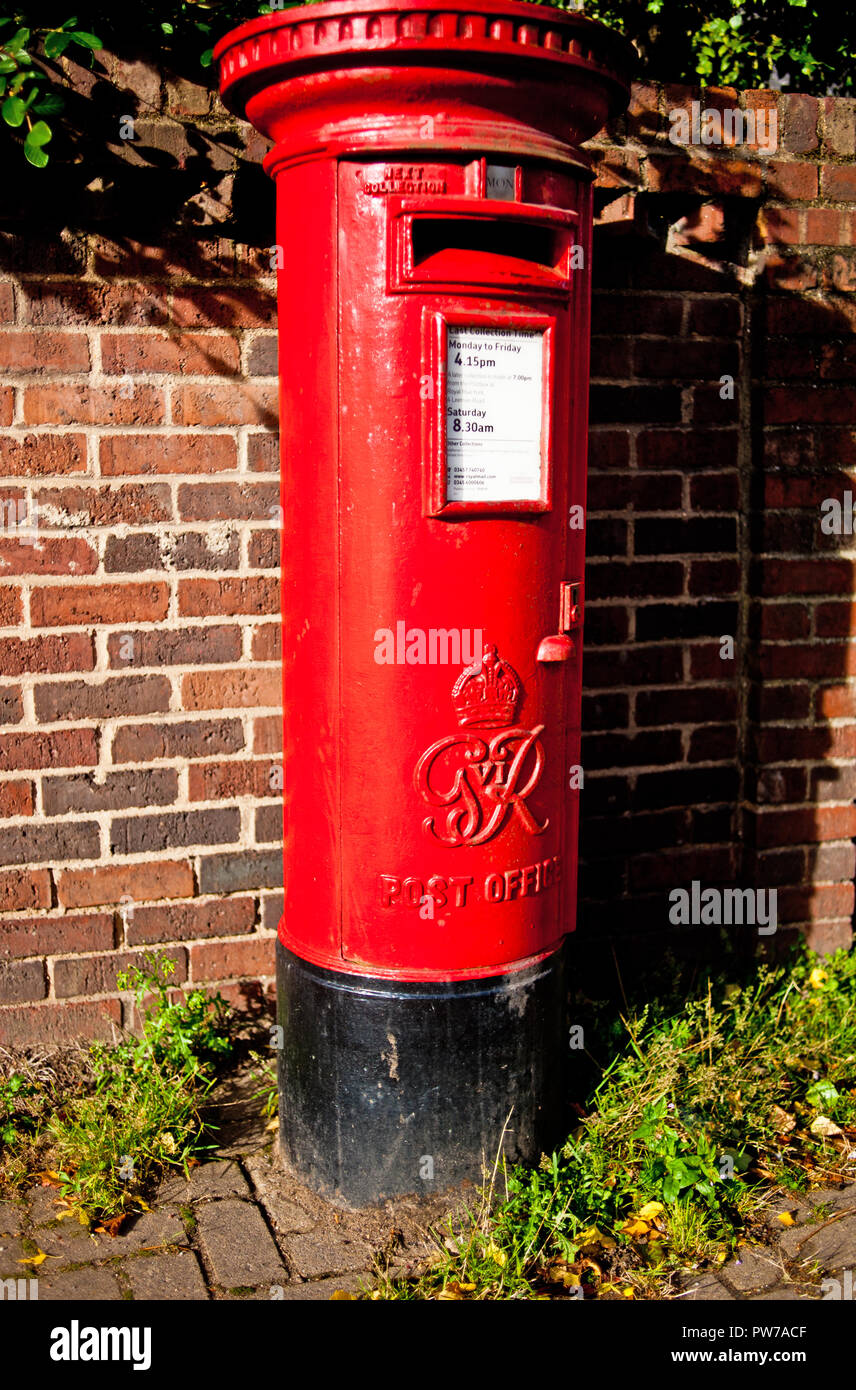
xmin=0 ymin=1071 xmax=854 ymax=1301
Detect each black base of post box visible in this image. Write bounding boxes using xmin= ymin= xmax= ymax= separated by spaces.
xmin=275 ymin=938 xmax=568 ymax=1209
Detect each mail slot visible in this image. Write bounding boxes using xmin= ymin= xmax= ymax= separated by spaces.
xmin=216 ymin=0 xmax=632 ymax=1206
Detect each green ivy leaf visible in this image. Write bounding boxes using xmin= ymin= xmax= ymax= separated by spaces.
xmin=2 ymin=93 xmax=25 ymax=126
xmin=199 ymin=47 xmax=214 ymax=67
xmin=68 ymin=31 xmax=102 ymax=51
xmin=32 ymin=92 xmax=64 ymax=116
xmin=44 ymin=31 xmax=73 ymax=59
xmin=24 ymin=117 xmax=51 ymax=168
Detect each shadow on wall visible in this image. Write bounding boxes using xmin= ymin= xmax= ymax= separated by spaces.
xmin=0 ymin=41 xmax=273 ymax=243
xmin=575 ymin=144 xmax=856 ymax=1001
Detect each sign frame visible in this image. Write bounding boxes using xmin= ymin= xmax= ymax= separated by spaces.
xmin=423 ymin=307 xmax=556 ymax=518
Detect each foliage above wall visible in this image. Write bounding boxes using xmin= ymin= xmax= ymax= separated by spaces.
xmin=1 ymin=0 xmax=852 ymax=168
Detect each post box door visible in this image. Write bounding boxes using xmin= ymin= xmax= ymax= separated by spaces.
xmin=332 ymin=157 xmax=586 ymax=979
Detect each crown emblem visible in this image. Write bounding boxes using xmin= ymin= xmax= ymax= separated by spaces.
xmin=451 ymin=644 xmax=521 ymax=729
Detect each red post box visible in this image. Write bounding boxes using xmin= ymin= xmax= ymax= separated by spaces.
xmin=216 ymin=0 xmax=631 ymax=1206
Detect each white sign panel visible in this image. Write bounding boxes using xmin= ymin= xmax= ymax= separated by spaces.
xmin=445 ymin=327 xmax=544 ymax=503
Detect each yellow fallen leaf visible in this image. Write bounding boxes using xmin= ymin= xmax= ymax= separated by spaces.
xmin=621 ymin=1218 xmax=651 ymax=1239
xmin=17 ymin=1250 xmax=47 ymax=1267
xmin=575 ymin=1225 xmax=616 ymax=1250
xmin=265 ymin=1119 xmax=279 ymax=1132
xmin=459 ymin=1282 xmax=476 ymax=1292
xmin=330 ymin=1290 xmax=355 ymax=1300
xmin=811 ymin=1115 xmax=843 ymax=1138
xmin=638 ymin=1201 xmax=665 ymax=1220
xmin=136 ymin=1200 xmax=151 ymax=1213
xmin=622 ymin=1286 xmax=636 ymax=1299
xmin=777 ymin=1211 xmax=796 ymax=1227
xmin=769 ymin=1105 xmax=796 ymax=1133
xmin=485 ymin=1241 xmax=507 ymax=1267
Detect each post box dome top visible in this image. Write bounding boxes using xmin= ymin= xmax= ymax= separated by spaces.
xmin=214 ymin=0 xmax=633 ymax=133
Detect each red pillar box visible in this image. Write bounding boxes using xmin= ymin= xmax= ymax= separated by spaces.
xmin=216 ymin=0 xmax=631 ymax=1206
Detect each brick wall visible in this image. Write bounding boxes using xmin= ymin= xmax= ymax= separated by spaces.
xmin=0 ymin=64 xmax=854 ymax=1041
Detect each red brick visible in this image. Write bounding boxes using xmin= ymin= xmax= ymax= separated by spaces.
xmin=0 ymin=634 xmax=94 ymax=676
xmin=178 ymin=576 xmax=278 ymax=618
xmin=101 ymin=333 xmax=240 ymax=376
xmin=0 ymin=433 xmax=86 ymax=476
xmin=34 ymin=675 xmax=171 ymax=724
xmin=805 ymin=209 xmax=849 ymax=245
xmin=1 ymin=912 xmax=114 ymax=959
xmin=171 ymin=287 xmax=275 ymax=330
xmin=190 ymin=936 xmax=275 ymax=982
xmin=0 ymin=587 xmax=22 ymax=625
xmin=754 ymin=805 xmax=856 ymax=848
xmin=177 ymin=481 xmax=278 ymax=522
xmin=0 ymin=868 xmax=51 ymax=912
xmin=126 ymin=896 xmax=256 ymax=945
xmin=107 ymin=625 xmax=241 ymax=669
xmin=252 ymin=624 xmax=280 ymax=661
xmin=182 ymin=668 xmax=281 ymax=711
xmin=777 ymin=883 xmax=856 ymax=925
xmin=31 ymin=582 xmax=169 ymax=627
xmin=188 ymin=759 xmax=279 ymax=801
xmin=111 ymin=718 xmax=244 ymax=764
xmin=761 ymin=560 xmax=855 ymax=597
xmin=818 ymin=685 xmax=856 ymax=718
xmin=0 ymin=781 xmax=34 ymax=817
xmin=172 ymin=383 xmax=278 ymax=427
xmin=0 ymin=537 xmax=97 ymax=576
xmin=253 ymin=716 xmax=281 ymax=753
xmin=782 ymin=94 xmax=819 ymax=154
xmin=38 ymin=484 xmax=170 ymax=525
xmin=0 ymin=959 xmax=46 ymax=1004
xmin=100 ymin=434 xmax=238 ymax=476
xmin=822 ymin=98 xmax=856 ymax=158
xmin=20 ymin=281 xmax=168 ymax=327
xmin=0 ymin=998 xmax=121 ymax=1045
xmin=763 ymin=255 xmax=818 ymax=292
xmin=768 ymin=161 xmax=818 ymax=201
xmin=23 ymin=385 xmax=165 ymax=426
xmin=0 ymin=728 xmax=97 ymax=771
xmin=759 ymin=206 xmax=802 ymax=245
xmin=0 ymin=687 xmax=23 ymax=723
xmin=56 ymin=860 xmax=195 ymax=909
xmin=765 ymin=387 xmax=856 ymax=426
xmin=821 ymin=165 xmax=856 ymax=201
xmin=0 ymin=282 xmax=13 ymax=322
xmin=248 ymin=434 xmax=279 ymax=473
xmin=54 ymin=946 xmax=186 ymax=999
xmin=0 ymin=331 xmax=90 ymax=372
xmin=758 ymin=603 xmax=810 ymax=640
xmin=816 ymin=602 xmax=856 ymax=637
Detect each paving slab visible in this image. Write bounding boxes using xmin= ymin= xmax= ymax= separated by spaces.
xmin=89 ymin=1209 xmax=186 ymax=1257
xmin=679 ymin=1276 xmax=734 ymax=1301
xmin=161 ymin=1159 xmax=251 ymax=1204
xmin=37 ymin=1266 xmax=125 ymax=1301
xmin=0 ymin=1236 xmax=27 ymax=1278
xmin=25 ymin=1186 xmax=66 ymax=1227
xmin=283 ymin=1231 xmax=373 ymax=1279
xmin=794 ymin=1212 xmax=856 ymax=1271
xmin=128 ymin=1250 xmax=210 ymax=1301
xmin=33 ymin=1220 xmax=97 ymax=1264
xmin=748 ymin=1285 xmax=819 ymax=1301
xmin=195 ymin=1198 xmax=287 ymax=1287
xmin=244 ymin=1154 xmax=315 ymax=1235
xmin=0 ymin=1201 xmax=23 ymax=1236
xmin=720 ymin=1248 xmax=783 ymax=1293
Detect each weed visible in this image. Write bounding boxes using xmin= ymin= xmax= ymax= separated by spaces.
xmin=375 ymin=942 xmax=856 ymax=1300
xmin=0 ymin=953 xmax=234 ymax=1226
